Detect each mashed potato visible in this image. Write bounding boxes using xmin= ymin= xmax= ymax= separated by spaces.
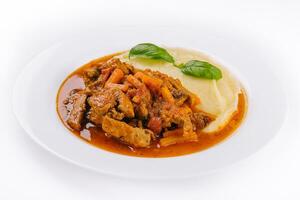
xmin=115 ymin=48 xmax=241 ymax=133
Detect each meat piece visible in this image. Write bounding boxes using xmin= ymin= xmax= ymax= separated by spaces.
xmin=150 ymin=100 xmax=171 ymax=128
xmin=151 ymin=100 xmax=196 ymax=137
xmin=105 ymin=58 xmax=133 ymax=75
xmin=83 ymin=67 xmax=100 ymax=86
xmin=102 ymin=116 xmax=151 ymax=147
xmin=168 ymin=78 xmax=200 ymax=106
xmin=192 ymin=112 xmax=213 ymax=129
xmin=117 ymin=91 xmax=135 ymax=118
xmin=136 ymin=103 xmax=149 ymax=118
xmin=87 ymin=88 xmax=134 ymax=125
xmin=87 ymin=67 xmax=114 ymax=89
xmin=167 ymin=105 xmax=196 ymax=137
xmin=87 ymin=89 xmax=117 ymax=125
xmin=171 ymin=89 xmax=189 ymax=106
xmin=107 ymin=108 xmax=124 ymax=120
xmin=181 ymin=115 xmax=195 ymax=137
xmin=67 ymin=93 xmax=87 ymax=130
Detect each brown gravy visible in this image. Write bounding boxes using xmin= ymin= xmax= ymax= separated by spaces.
xmin=57 ymin=53 xmax=247 ymax=157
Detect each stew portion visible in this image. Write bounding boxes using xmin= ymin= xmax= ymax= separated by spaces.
xmin=57 ymin=54 xmax=247 ymax=157
xmin=63 ymin=58 xmax=213 ymax=148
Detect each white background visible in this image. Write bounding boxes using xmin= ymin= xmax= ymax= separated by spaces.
xmin=1 ymin=0 xmax=300 ymax=199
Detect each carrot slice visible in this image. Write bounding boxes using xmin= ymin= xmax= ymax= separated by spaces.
xmin=105 ymin=83 xmax=129 ymax=92
xmin=126 ymin=75 xmax=143 ymax=88
xmin=159 ymin=133 xmax=198 ymax=147
xmin=105 ymin=68 xmax=124 ymax=86
xmin=161 ymin=127 xmax=197 ymax=147
xmin=134 ymin=72 xmax=163 ymax=91
xmin=161 ymin=86 xmax=175 ymax=103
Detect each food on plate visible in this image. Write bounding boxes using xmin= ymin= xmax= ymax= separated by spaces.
xmin=57 ymin=43 xmax=247 ymax=157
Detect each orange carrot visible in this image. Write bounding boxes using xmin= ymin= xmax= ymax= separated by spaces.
xmin=159 ymin=133 xmax=198 ymax=147
xmin=105 ymin=83 xmax=129 ymax=92
xmin=134 ymin=72 xmax=163 ymax=91
xmin=126 ymin=75 xmax=143 ymax=88
xmin=161 ymin=86 xmax=175 ymax=103
xmin=105 ymin=68 xmax=124 ymax=86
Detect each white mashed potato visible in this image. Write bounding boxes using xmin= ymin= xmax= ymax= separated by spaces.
xmin=115 ymin=48 xmax=241 ymax=133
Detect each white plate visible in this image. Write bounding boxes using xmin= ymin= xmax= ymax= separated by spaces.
xmin=13 ymin=27 xmax=287 ymax=179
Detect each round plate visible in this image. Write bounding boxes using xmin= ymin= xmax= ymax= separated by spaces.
xmin=13 ymin=27 xmax=286 ymax=179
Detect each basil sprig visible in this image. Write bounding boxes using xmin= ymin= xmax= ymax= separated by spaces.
xmin=129 ymin=43 xmax=222 ymax=80
xmin=180 ymin=60 xmax=222 ymax=80
xmin=129 ymin=43 xmax=175 ymax=64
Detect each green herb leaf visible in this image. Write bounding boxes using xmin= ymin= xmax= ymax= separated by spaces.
xmin=129 ymin=43 xmax=175 ymax=63
xmin=181 ymin=60 xmax=222 ymax=80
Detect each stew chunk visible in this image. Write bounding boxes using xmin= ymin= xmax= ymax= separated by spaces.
xmin=102 ymin=116 xmax=151 ymax=147
xmin=66 ymin=92 xmax=87 ymax=131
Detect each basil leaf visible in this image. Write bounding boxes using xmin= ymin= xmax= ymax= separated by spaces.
xmin=129 ymin=43 xmax=175 ymax=63
xmin=181 ymin=60 xmax=222 ymax=80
